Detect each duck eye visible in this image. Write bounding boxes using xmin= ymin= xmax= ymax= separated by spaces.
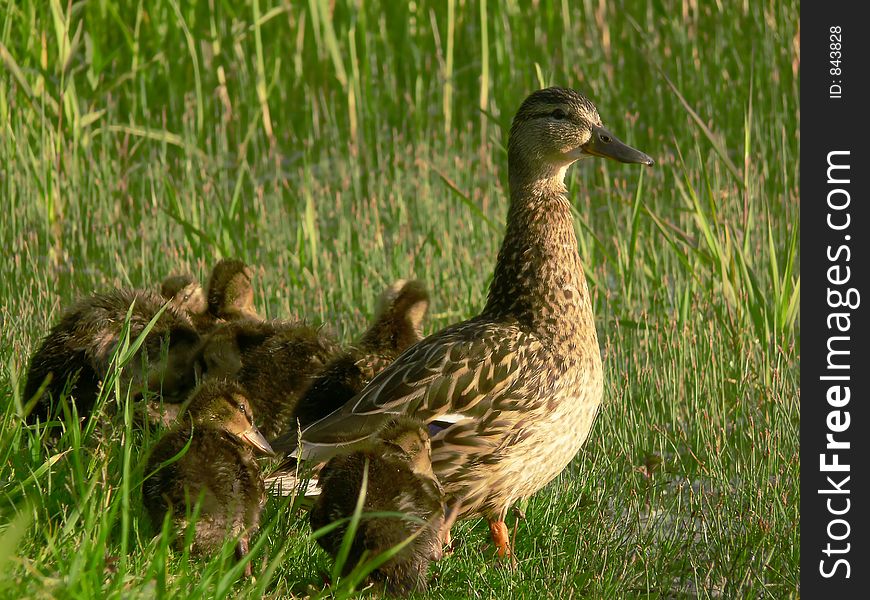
xmin=238 ymin=403 xmax=246 ymax=413
xmin=551 ymin=108 xmax=568 ymax=120
xmin=599 ymin=133 xmax=612 ymax=143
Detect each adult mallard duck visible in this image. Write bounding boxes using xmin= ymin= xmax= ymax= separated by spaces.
xmin=283 ymin=279 xmax=430 ymax=433
xmin=161 ymin=258 xmax=259 ymax=333
xmin=310 ymin=416 xmax=452 ymax=597
xmin=143 ymin=379 xmax=273 ymax=578
xmin=274 ymin=87 xmax=653 ymax=557
xmin=23 ymin=288 xmax=201 ymax=425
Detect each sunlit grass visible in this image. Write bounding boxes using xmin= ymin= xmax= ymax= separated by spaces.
xmin=1 ymin=0 xmax=798 ymax=597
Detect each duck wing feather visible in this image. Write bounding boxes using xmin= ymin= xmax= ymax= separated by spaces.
xmin=281 ymin=316 xmax=547 ymax=462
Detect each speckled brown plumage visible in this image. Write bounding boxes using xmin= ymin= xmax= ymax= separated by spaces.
xmin=197 ymin=319 xmax=341 ymax=440
xmin=271 ymin=88 xmax=653 ymax=557
xmin=310 ymin=417 xmax=448 ymax=597
xmin=24 ymin=288 xmax=201 ymax=424
xmin=161 ymin=259 xmax=260 ymax=334
xmin=143 ymin=379 xmax=272 ymax=577
xmin=283 ymin=280 xmax=430 ymax=434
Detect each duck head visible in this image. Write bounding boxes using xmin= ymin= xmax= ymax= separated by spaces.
xmin=508 ymin=87 xmax=653 ymax=185
xmin=145 ymin=323 xmax=203 ymax=402
xmin=186 ymin=380 xmax=274 ymax=455
xmin=377 ymin=416 xmax=435 ymax=480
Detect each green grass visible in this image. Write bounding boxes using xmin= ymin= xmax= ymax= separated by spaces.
xmin=0 ymin=0 xmax=799 ymax=598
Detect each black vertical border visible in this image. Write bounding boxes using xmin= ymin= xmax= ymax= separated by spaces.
xmin=801 ymin=3 xmax=870 ymax=596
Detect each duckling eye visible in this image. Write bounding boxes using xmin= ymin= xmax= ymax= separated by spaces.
xmin=550 ymin=108 xmax=568 ymax=120
xmin=238 ymin=403 xmax=246 ymax=413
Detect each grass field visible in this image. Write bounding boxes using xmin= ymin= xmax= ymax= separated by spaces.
xmin=0 ymin=1 xmax=799 ymax=598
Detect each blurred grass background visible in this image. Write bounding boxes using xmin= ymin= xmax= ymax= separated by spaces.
xmin=0 ymin=0 xmax=798 ymax=597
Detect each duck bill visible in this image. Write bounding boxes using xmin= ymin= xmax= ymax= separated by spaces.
xmin=582 ymin=125 xmax=654 ymax=166
xmin=241 ymin=426 xmax=275 ymax=455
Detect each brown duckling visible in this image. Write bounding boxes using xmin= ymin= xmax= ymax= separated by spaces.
xmin=161 ymin=258 xmax=259 ymax=333
xmin=143 ymin=379 xmax=273 ymax=577
xmin=309 ymin=416 xmax=451 ymax=597
xmin=161 ymin=273 xmax=208 ymax=315
xmin=206 ymin=259 xmax=259 ymax=322
xmin=197 ymin=319 xmax=341 ymax=440
xmin=284 ymin=280 xmax=430 ymax=436
xmin=24 ymin=289 xmax=201 ymax=424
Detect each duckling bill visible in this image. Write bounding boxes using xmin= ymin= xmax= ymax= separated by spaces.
xmin=310 ymin=416 xmax=450 ymax=597
xmin=143 ymin=379 xmax=273 ymax=577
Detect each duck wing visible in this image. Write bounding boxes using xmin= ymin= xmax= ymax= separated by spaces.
xmin=282 ymin=316 xmax=547 ymax=462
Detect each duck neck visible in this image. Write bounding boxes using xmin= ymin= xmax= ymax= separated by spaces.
xmin=483 ymin=169 xmax=596 ymax=347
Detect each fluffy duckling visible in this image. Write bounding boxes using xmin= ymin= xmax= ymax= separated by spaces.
xmin=309 ymin=416 xmax=451 ymax=597
xmin=197 ymin=319 xmax=341 ymax=440
xmin=161 ymin=258 xmax=259 ymax=333
xmin=287 ymin=280 xmax=430 ymax=432
xmin=206 ymin=259 xmax=259 ymax=322
xmin=24 ymin=289 xmax=201 ymax=424
xmin=143 ymin=379 xmax=273 ymax=577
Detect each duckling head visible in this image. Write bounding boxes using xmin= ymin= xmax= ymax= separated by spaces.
xmin=206 ymin=259 xmax=259 ymax=320
xmin=185 ymin=380 xmax=274 ymax=455
xmin=376 ymin=416 xmax=435 ymax=480
xmin=161 ymin=274 xmax=208 ymax=316
xmin=365 ymin=279 xmax=430 ymax=351
xmin=508 ymin=87 xmax=653 ymax=185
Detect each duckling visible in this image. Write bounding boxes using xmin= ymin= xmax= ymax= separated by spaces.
xmin=24 ymin=289 xmax=201 ymax=424
xmin=310 ymin=416 xmax=451 ymax=597
xmin=143 ymin=379 xmax=273 ymax=577
xmin=274 ymin=87 xmax=654 ymax=558
xmin=206 ymin=259 xmax=259 ymax=322
xmin=287 ymin=280 xmax=430 ymax=432
xmin=197 ymin=319 xmax=341 ymax=440
xmin=161 ymin=259 xmax=260 ymax=334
